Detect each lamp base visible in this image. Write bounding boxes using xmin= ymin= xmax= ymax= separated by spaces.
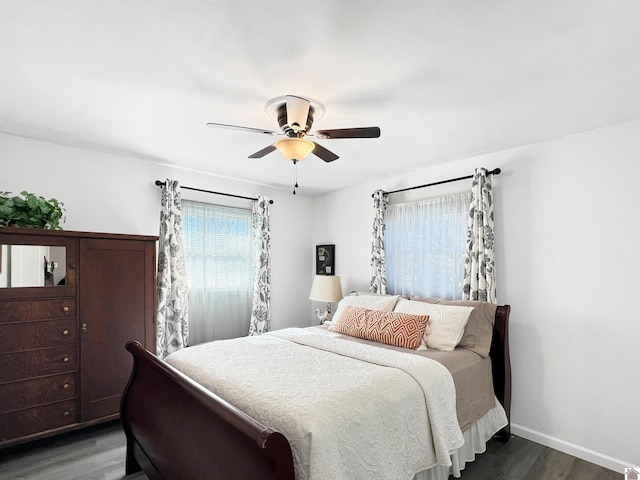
xmin=315 ymin=302 xmax=332 ymax=324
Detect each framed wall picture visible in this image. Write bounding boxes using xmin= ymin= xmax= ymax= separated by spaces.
xmin=316 ymin=244 xmax=335 ymax=275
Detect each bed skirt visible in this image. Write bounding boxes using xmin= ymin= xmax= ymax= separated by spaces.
xmin=414 ymin=400 xmax=508 ymax=480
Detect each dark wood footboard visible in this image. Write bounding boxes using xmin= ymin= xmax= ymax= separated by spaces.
xmin=120 ymin=341 xmax=295 ymax=480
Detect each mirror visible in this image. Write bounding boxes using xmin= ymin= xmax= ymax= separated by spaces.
xmin=0 ymin=245 xmax=67 ymax=288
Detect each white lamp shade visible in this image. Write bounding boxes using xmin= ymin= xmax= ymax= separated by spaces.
xmin=309 ymin=275 xmax=343 ymax=303
xmin=275 ymin=138 xmax=315 ymax=161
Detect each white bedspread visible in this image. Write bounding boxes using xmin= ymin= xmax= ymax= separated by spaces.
xmin=166 ymin=328 xmax=464 ymax=480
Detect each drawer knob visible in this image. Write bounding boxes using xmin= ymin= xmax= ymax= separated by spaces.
xmin=64 ymin=410 xmax=70 ymax=416
xmin=62 ymin=329 xmax=69 ymax=335
xmin=63 ymin=383 xmax=70 ymax=389
xmin=81 ymin=323 xmax=87 ymax=334
xmin=63 ymin=357 xmax=70 ymax=363
xmin=62 ymin=306 xmax=70 ymax=312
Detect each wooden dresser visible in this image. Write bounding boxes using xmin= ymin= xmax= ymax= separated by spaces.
xmin=0 ymin=228 xmax=156 ymax=447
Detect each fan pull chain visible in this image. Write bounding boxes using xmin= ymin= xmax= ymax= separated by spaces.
xmin=292 ymin=160 xmax=299 ymax=195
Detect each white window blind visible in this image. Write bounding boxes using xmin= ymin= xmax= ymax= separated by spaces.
xmin=385 ymin=192 xmax=471 ymax=299
xmin=182 ymin=200 xmax=253 ymax=344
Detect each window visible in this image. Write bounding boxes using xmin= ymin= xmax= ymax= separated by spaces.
xmin=182 ymin=200 xmax=253 ymax=344
xmin=385 ymin=192 xmax=471 ymax=299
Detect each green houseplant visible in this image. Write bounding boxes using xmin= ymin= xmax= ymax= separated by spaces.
xmin=0 ymin=191 xmax=66 ymax=230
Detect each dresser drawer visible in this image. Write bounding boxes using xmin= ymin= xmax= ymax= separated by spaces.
xmin=0 ymin=298 xmax=76 ymax=323
xmin=0 ymin=399 xmax=77 ymax=443
xmin=0 ymin=346 xmax=77 ymax=383
xmin=0 ymin=319 xmax=77 ymax=353
xmin=0 ymin=373 xmax=77 ymax=413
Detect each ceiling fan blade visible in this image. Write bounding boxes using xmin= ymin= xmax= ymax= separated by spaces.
xmin=207 ymin=122 xmax=277 ymax=136
xmin=312 ymin=142 xmax=339 ymax=163
xmin=315 ymin=127 xmax=381 ymax=139
xmin=286 ymin=95 xmax=311 ymax=132
xmin=248 ymin=144 xmax=277 ymax=158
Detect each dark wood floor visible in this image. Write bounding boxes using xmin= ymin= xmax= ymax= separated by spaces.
xmin=0 ymin=422 xmax=145 ymax=480
xmin=459 ymin=432 xmax=622 ymax=480
xmin=0 ymin=421 xmax=622 ymax=479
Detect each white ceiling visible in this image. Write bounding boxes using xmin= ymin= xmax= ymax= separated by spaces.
xmin=2 ymin=1 xmax=639 ymax=195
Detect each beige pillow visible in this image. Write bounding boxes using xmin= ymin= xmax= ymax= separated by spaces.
xmin=395 ymin=298 xmax=472 ymax=351
xmin=331 ymin=293 xmax=400 ymax=325
xmin=410 ymin=296 xmax=497 ymax=358
xmin=332 ymin=305 xmax=429 ymax=350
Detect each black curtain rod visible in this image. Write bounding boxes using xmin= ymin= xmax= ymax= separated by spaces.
xmin=154 ymin=180 xmax=274 ymax=204
xmin=377 ymin=168 xmax=501 ymax=197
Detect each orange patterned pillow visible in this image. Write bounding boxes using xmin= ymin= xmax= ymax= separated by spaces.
xmin=332 ymin=305 xmax=429 ymax=350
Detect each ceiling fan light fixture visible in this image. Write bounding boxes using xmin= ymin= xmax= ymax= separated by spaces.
xmin=275 ymin=138 xmax=315 ymax=162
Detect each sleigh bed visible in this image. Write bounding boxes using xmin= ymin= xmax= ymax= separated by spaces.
xmin=120 ymin=296 xmax=511 ymax=480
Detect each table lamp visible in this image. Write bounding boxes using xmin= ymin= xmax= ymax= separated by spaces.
xmin=309 ymin=275 xmax=343 ymax=324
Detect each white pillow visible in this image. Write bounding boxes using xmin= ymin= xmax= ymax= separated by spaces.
xmin=331 ymin=294 xmax=400 ymax=325
xmin=393 ymin=298 xmax=473 ymax=351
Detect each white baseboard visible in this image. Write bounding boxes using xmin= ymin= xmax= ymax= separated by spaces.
xmin=511 ymin=423 xmax=634 ymax=474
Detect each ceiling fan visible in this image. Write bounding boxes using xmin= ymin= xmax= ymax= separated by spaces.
xmin=206 ymin=95 xmax=381 ymax=164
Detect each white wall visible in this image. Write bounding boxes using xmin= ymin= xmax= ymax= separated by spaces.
xmin=312 ymin=119 xmax=640 ymax=473
xmin=0 ymin=132 xmax=315 ymax=330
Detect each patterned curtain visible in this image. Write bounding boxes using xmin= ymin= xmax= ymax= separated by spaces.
xmin=156 ymin=179 xmax=189 ymax=358
xmin=248 ymin=196 xmax=272 ymax=335
xmin=369 ymin=189 xmax=389 ymax=294
xmin=462 ymin=168 xmax=497 ymax=303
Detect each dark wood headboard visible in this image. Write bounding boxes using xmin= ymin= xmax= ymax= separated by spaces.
xmin=491 ymin=304 xmax=512 ymax=440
